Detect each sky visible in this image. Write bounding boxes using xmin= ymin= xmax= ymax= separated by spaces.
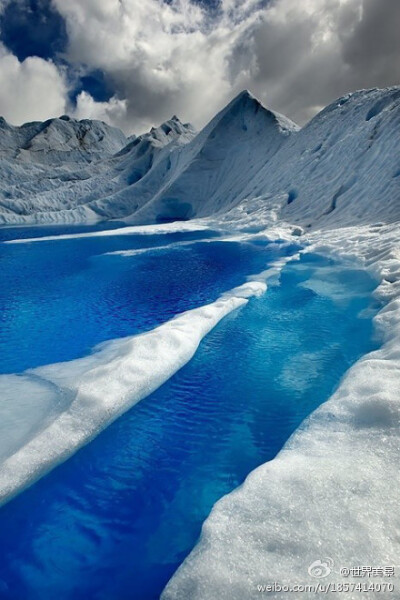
xmin=0 ymin=0 xmax=399 ymax=134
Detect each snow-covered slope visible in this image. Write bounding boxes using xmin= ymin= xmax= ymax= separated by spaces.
xmin=0 ymin=91 xmax=298 ymax=225
xmin=129 ymin=91 xmax=298 ymax=223
xmin=0 ymin=115 xmax=126 ymax=224
xmin=0 ymin=115 xmax=195 ymax=224
xmin=162 ymin=88 xmax=400 ymax=600
xmin=87 ymin=116 xmax=197 ymax=220
xmin=132 ymin=87 xmax=400 ymax=228
xmin=0 ymin=115 xmax=127 ymax=163
xmin=1 ymin=87 xmax=400 ymax=229
xmin=246 ymin=87 xmax=400 ymax=229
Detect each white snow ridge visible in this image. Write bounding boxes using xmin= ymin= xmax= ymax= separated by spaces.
xmin=2 ymin=86 xmax=400 ymax=599
xmin=0 ymin=277 xmax=273 ymax=506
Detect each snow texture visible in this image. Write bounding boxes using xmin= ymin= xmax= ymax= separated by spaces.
xmin=0 ymin=114 xmax=195 ymax=224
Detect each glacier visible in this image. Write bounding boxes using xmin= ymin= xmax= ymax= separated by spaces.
xmin=1 ymin=87 xmax=399 ymax=230
xmin=0 ymin=247 xmax=378 ymax=600
xmin=1 ymin=85 xmax=400 ymax=598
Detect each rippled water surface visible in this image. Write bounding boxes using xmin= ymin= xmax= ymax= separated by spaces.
xmin=0 ymin=226 xmax=273 ymax=373
xmin=0 ymin=224 xmax=378 ymax=600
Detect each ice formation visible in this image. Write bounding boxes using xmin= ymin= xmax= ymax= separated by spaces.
xmin=5 ymin=219 xmax=212 ymax=243
xmin=0 ymin=114 xmax=195 ymax=224
xmin=1 ymin=87 xmax=400 ymax=230
xmin=0 ymin=275 xmax=277 ymax=506
xmin=160 ymin=89 xmax=400 ymax=599
xmin=162 ymin=225 xmax=400 ymax=600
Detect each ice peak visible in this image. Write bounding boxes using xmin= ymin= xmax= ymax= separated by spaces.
xmin=212 ymin=89 xmax=298 ymax=135
xmin=148 ymin=116 xmax=195 ymax=141
xmin=0 ymin=116 xmax=9 ymax=129
xmin=115 ymin=114 xmax=196 ymax=160
xmin=230 ymin=89 xmax=256 ymax=102
xmin=224 ymin=89 xmax=259 ymax=113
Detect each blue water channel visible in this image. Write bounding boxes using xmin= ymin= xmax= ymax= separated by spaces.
xmin=0 ymin=225 xmax=378 ymax=599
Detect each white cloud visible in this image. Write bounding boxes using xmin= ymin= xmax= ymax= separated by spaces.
xmin=54 ymin=0 xmax=399 ymax=133
xmin=0 ymin=44 xmax=67 ymax=125
xmin=230 ymin=0 xmax=366 ymax=123
xmin=1 ymin=0 xmax=398 ymax=132
xmin=53 ymin=0 xmax=264 ymax=132
xmin=74 ymin=91 xmax=128 ymax=128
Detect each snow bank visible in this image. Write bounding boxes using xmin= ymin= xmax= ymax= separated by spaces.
xmin=0 ymin=273 xmax=281 ymax=506
xmin=162 ymin=224 xmax=400 ymax=600
xmin=103 ymin=233 xmax=281 ymax=258
xmin=4 ymin=220 xmax=212 ymax=244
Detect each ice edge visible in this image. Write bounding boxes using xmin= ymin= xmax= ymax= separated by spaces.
xmin=0 ymin=256 xmax=295 ymax=507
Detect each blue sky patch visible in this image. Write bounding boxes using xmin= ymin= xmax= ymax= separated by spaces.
xmin=0 ymin=0 xmax=67 ymax=61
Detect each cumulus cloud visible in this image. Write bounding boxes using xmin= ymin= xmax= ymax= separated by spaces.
xmin=230 ymin=0 xmax=365 ymax=123
xmin=53 ymin=0 xmax=264 ymax=132
xmin=50 ymin=0 xmax=400 ymax=133
xmin=0 ymin=44 xmax=67 ymax=124
xmin=237 ymin=0 xmax=400 ymax=123
xmin=74 ymin=91 xmax=128 ymax=127
xmin=0 ymin=0 xmax=399 ymax=132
